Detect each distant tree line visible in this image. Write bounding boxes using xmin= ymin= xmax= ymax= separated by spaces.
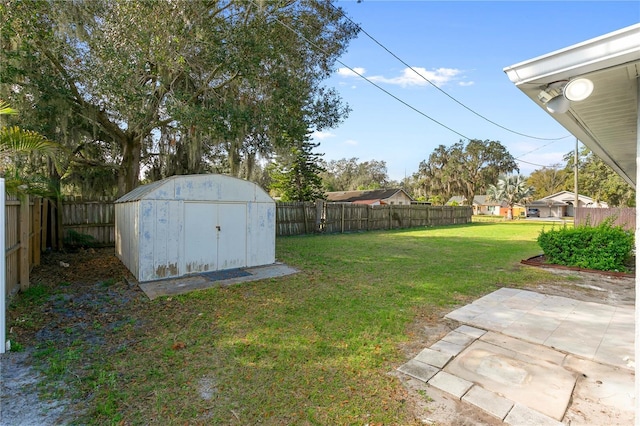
xmin=308 ymin=141 xmax=634 ymax=208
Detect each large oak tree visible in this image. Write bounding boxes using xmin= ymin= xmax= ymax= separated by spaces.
xmin=2 ymin=0 xmax=358 ymax=195
xmin=320 ymin=157 xmax=390 ymax=191
xmin=417 ymin=139 xmax=518 ymax=205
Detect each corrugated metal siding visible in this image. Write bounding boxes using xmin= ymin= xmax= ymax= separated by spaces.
xmin=246 ymin=201 xmax=276 ymax=267
xmin=115 ymin=200 xmax=140 ymax=280
xmin=138 ymin=199 xmax=182 ymax=282
xmin=139 ymin=200 xmax=159 ymax=281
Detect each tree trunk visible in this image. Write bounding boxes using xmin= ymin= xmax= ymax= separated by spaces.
xmin=245 ymin=152 xmax=255 ymax=181
xmin=118 ymin=133 xmax=142 ymax=196
xmin=229 ymin=136 xmax=243 ymax=177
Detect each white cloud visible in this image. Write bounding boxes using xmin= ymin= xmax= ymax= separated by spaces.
xmin=336 ymin=67 xmax=366 ymax=77
xmin=336 ymin=66 xmax=466 ymax=89
xmin=312 ymin=131 xmax=336 ymax=140
xmin=368 ymin=67 xmax=462 ymax=88
xmin=344 ymin=139 xmax=358 ymax=146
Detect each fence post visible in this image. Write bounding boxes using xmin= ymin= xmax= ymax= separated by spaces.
xmin=56 ymin=196 xmax=64 ymax=249
xmin=302 ymin=202 xmax=308 ymax=234
xmin=32 ymin=198 xmax=41 ymax=266
xmin=41 ymin=199 xmax=49 ymax=251
xmin=315 ymin=199 xmax=324 ymax=233
xmin=19 ymin=194 xmax=30 ymax=291
xmin=366 ymin=205 xmax=370 ymax=231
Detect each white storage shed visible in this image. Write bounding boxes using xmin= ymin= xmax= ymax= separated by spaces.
xmin=115 ymin=174 xmax=275 ymax=283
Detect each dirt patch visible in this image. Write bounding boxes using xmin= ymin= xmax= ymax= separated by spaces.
xmin=520 ymin=261 xmax=635 ymax=307
xmin=521 ymin=254 xmax=635 ymax=279
xmin=1 ymin=247 xmax=144 ymax=425
xmin=1 ymin=351 xmax=74 ymax=425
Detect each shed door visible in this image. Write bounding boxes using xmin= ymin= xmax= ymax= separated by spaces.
xmin=184 ymin=203 xmax=217 ymax=273
xmin=217 ymin=203 xmax=247 ymax=270
xmin=184 ymin=202 xmax=246 ymax=273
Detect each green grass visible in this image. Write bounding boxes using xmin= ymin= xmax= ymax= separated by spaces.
xmin=23 ymin=222 xmax=564 ymax=424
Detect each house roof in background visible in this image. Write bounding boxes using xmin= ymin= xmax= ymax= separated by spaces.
xmin=325 ymin=188 xmax=412 ymax=203
xmin=542 ymin=191 xmax=595 ymax=203
xmin=504 ymin=23 xmax=640 ymax=188
xmin=529 ymin=191 xmax=600 ymax=207
xmin=447 ymin=195 xmax=500 ymax=206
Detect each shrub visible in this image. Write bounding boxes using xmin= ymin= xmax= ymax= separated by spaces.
xmin=64 ymin=229 xmax=96 ymax=249
xmin=537 ymin=218 xmax=634 ymax=272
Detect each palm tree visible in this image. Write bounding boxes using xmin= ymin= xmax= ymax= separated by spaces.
xmin=487 ymin=174 xmax=534 ymax=220
xmin=1 ymin=100 xmax=62 ymax=194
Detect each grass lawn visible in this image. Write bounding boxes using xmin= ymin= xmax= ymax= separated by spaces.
xmin=12 ymin=221 xmax=563 ymax=425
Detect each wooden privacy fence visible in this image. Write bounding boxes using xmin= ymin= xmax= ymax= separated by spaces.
xmin=574 ymin=207 xmax=636 ymax=232
xmin=276 ymin=202 xmax=472 ymax=236
xmin=4 ymin=195 xmax=113 ymax=298
xmin=62 ymin=197 xmax=116 ymax=246
xmin=5 ymin=195 xmax=49 ymax=298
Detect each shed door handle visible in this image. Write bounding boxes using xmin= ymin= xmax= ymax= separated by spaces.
xmin=216 ymin=225 xmax=221 ymax=231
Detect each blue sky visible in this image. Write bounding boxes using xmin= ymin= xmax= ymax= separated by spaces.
xmin=311 ymin=1 xmax=640 ymax=182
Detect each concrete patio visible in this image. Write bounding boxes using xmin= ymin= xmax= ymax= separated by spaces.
xmin=136 ymin=263 xmax=299 ymax=300
xmin=398 ymin=288 xmax=635 ymax=425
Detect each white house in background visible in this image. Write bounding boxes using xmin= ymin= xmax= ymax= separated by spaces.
xmin=504 ymin=23 xmax=639 ymax=415
xmin=447 ymin=195 xmax=502 ymax=216
xmin=528 ymin=191 xmax=608 ymax=218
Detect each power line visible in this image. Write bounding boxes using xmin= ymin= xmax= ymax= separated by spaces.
xmin=515 ymin=158 xmax=555 ymax=168
xmin=256 ymin=1 xmax=563 ymax=170
xmin=267 ymin=6 xmax=472 ymax=140
xmin=330 ymin=2 xmax=572 ymax=142
xmin=515 ymin=140 xmax=559 ymax=161
xmin=327 ymin=62 xmax=471 ymax=140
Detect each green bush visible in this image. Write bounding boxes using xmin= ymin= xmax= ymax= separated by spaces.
xmin=64 ymin=229 xmax=96 ymax=249
xmin=537 ymin=218 xmax=634 ymax=272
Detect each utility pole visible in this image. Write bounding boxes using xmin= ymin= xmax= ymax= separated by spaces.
xmin=574 ymin=138 xmax=579 ymax=222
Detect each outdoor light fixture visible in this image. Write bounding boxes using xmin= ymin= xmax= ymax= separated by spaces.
xmin=545 ymin=94 xmax=571 ymax=114
xmin=563 ymin=78 xmax=594 ymax=101
xmin=539 ymin=77 xmax=594 ymax=114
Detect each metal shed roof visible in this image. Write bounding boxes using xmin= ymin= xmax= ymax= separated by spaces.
xmin=115 ymin=179 xmax=167 ymax=203
xmin=115 ymin=174 xmax=273 ymax=203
